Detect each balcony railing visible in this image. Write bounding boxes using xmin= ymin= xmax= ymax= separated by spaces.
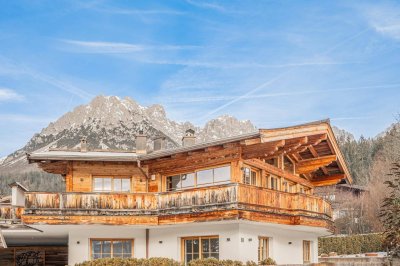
xmin=23 ymin=183 xmax=332 ymax=220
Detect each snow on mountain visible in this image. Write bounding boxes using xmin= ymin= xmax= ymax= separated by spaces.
xmin=0 ymin=95 xmax=256 ymax=173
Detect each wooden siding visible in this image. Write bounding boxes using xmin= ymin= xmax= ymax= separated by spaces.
xmin=68 ymin=161 xmax=148 ymax=192
xmin=0 ymin=246 xmax=67 ymax=266
xmin=0 ymin=206 xmax=22 ymax=220
xmin=23 ymin=184 xmax=332 ymax=228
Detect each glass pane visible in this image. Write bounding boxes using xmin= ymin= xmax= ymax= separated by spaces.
xmin=202 ymin=239 xmax=210 ymax=253
xmin=243 ymin=168 xmax=250 ymax=184
xmin=92 ymin=240 xmax=101 ymax=253
xmin=113 ymin=253 xmax=123 ymax=258
xmin=193 ymin=253 xmax=199 ymax=260
xmin=102 ymin=253 xmax=111 ymax=258
xmin=113 ymin=179 xmax=122 ymax=192
xmin=186 ymin=239 xmax=192 ymax=253
xmin=214 ymin=166 xmax=231 ymax=183
xmin=210 ymin=238 xmax=219 ymax=252
xmin=113 ymin=241 xmax=123 ymax=254
xmin=103 ymin=178 xmax=112 ymax=191
xmin=92 ymin=253 xmax=101 ymax=259
xmin=121 ymin=179 xmax=131 ymax=192
xmin=93 ymin=178 xmax=103 ymax=192
xmin=102 ymin=241 xmax=111 ymax=253
xmin=197 ymin=169 xmax=213 ymax=185
xmin=210 ymin=253 xmax=219 ymax=259
xmin=168 ymin=175 xmax=181 ymax=191
xmin=186 ymin=254 xmax=192 ymax=263
xmin=123 ymin=253 xmax=131 ymax=258
xmin=203 ymin=253 xmax=210 ymax=258
xmin=123 ymin=241 xmax=132 ymax=254
xmin=193 ymin=239 xmax=199 ymax=253
xmin=181 ymin=173 xmax=195 ymax=188
xmin=251 ymin=171 xmax=257 ymax=185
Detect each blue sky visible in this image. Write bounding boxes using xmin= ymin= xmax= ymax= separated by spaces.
xmin=0 ymin=0 xmax=400 ymax=157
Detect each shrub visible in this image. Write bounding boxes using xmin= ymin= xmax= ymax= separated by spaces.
xmin=75 ymin=257 xmax=182 ymax=266
xmin=318 ymin=233 xmax=384 ymax=255
xmin=259 ymin=258 xmax=276 ymax=265
xmin=188 ymin=258 xmax=244 ymax=266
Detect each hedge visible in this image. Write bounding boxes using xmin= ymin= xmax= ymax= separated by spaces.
xmin=318 ymin=233 xmax=385 ymax=255
xmin=75 ymin=258 xmax=275 ymax=266
xmin=75 ymin=257 xmax=182 ymax=266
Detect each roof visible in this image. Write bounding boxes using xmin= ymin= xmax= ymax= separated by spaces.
xmin=8 ymin=182 xmax=29 ymax=192
xmin=28 ymin=150 xmax=138 ymax=162
xmin=27 ymin=119 xmax=352 ymax=184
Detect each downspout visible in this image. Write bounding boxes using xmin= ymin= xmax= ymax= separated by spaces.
xmin=146 ymin=228 xmax=150 ymax=259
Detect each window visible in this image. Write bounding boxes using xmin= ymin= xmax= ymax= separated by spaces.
xmin=243 ymin=167 xmax=257 ymax=185
xmin=166 ymin=166 xmax=230 ymax=191
xmin=167 ymin=173 xmax=196 ymax=191
xmin=258 ymin=237 xmax=270 ymax=262
xmin=284 ymin=156 xmax=294 ymax=173
xmin=270 ymin=176 xmax=279 ymax=190
xmin=197 ymin=166 xmax=231 ymax=186
xmin=91 ymin=239 xmax=133 ymax=259
xmin=303 ymin=240 xmax=311 ymax=263
xmin=182 ymin=236 xmax=219 ymax=264
xmin=93 ymin=177 xmax=131 ymax=192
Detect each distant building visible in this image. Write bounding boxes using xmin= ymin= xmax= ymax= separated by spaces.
xmin=0 ymin=120 xmax=351 ymax=265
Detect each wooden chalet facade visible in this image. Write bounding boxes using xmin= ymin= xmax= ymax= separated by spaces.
xmin=0 ymin=120 xmax=351 ymax=265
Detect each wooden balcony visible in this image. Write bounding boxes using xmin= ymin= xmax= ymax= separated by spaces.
xmin=22 ymin=184 xmax=332 ymax=228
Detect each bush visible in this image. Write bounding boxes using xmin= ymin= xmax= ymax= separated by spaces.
xmin=75 ymin=257 xmax=182 ymax=266
xmin=318 ymin=233 xmax=384 ymax=255
xmin=188 ymin=258 xmax=244 ymax=266
xmin=259 ymin=258 xmax=276 ymax=265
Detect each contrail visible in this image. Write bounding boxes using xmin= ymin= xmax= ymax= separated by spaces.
xmin=198 ymin=27 xmax=372 ymax=121
xmin=161 ymin=83 xmax=400 ymax=104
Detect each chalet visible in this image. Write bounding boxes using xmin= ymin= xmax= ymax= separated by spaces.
xmin=0 ymin=120 xmax=351 ymax=265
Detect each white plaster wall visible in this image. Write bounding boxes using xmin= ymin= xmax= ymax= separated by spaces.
xmin=68 ymin=225 xmax=146 ymax=266
xmin=148 ymin=223 xmax=240 ymax=261
xmin=238 ymin=222 xmax=319 ymax=264
xmin=66 ymin=222 xmax=323 ymax=265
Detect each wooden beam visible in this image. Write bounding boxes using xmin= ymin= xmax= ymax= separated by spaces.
xmin=296 ymin=155 xmax=337 ymax=174
xmin=308 ymin=145 xmax=329 ymax=175
xmin=312 ymin=174 xmax=345 ymax=187
xmin=244 ymin=159 xmax=314 ymax=188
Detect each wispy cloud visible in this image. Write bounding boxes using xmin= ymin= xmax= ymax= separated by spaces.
xmin=185 ymin=0 xmax=227 ymax=12
xmin=0 ymin=88 xmax=24 ymax=102
xmin=61 ymin=40 xmax=200 ymax=54
xmin=0 ymin=114 xmax=54 ymax=123
xmin=160 ymin=83 xmax=400 ymax=103
xmin=361 ymin=3 xmax=400 ymax=40
xmin=76 ymin=1 xmax=185 ymax=16
xmin=0 ymin=56 xmax=94 ymax=100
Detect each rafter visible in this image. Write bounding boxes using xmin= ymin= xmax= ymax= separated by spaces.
xmin=312 ymin=174 xmax=345 ymax=187
xmin=296 ymin=155 xmax=337 ymax=174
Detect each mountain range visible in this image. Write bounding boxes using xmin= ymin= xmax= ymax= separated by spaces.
xmin=0 ymin=95 xmax=256 ymax=173
xmin=1 ymin=95 xmax=398 ymax=195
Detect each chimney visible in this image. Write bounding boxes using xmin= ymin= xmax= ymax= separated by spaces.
xmin=153 ymin=135 xmax=166 ymax=152
xmin=9 ymin=182 xmax=28 ymax=207
xmin=182 ymin=129 xmax=196 ymax=147
xmin=136 ymin=131 xmax=147 ymax=154
xmin=80 ymin=137 xmax=87 ymax=152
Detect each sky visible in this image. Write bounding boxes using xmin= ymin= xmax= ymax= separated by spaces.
xmin=0 ymin=0 xmax=400 ymax=157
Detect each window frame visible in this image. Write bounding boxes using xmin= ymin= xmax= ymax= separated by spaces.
xmin=90 ymin=238 xmax=134 ymax=260
xmin=181 ymin=235 xmax=219 ymax=264
xmin=258 ymin=236 xmax=270 ymax=263
xmin=242 ymin=166 xmax=258 ymax=186
xmin=166 ymin=165 xmax=231 ymax=192
xmin=303 ymin=240 xmax=311 ymax=263
xmin=92 ymin=176 xmax=132 ymax=192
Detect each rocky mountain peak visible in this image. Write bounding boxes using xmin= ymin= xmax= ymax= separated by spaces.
xmin=0 ymin=96 xmax=257 ymax=173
